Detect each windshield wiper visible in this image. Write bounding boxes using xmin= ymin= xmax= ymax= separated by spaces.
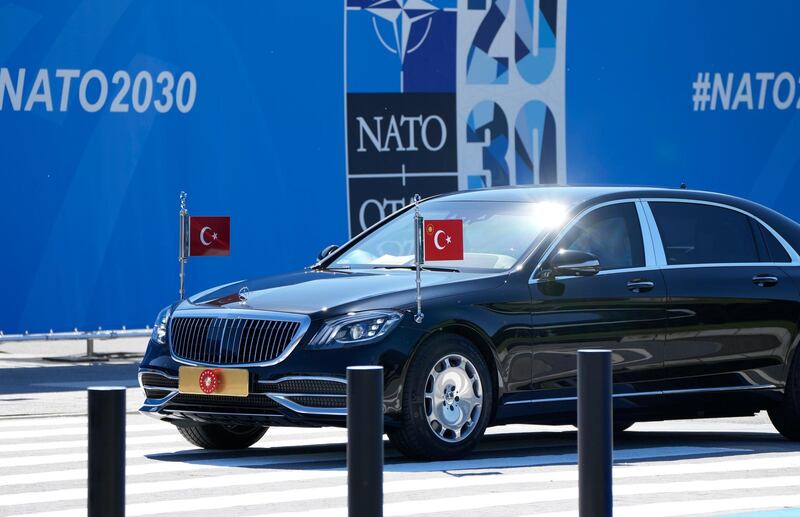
xmin=372 ymin=265 xmax=460 ymax=272
xmin=307 ymin=264 xmax=351 ymax=271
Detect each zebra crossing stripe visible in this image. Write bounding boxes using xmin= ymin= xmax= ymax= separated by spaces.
xmin=4 ymin=451 xmax=800 ymax=511
xmin=0 ymin=416 xmax=90 ymax=428
xmin=0 ymin=430 xmax=347 ymax=454
xmin=100 ymin=475 xmax=797 ymax=517
xmin=528 ymin=494 xmax=800 ymax=517
xmin=0 ymin=423 xmax=165 ymax=440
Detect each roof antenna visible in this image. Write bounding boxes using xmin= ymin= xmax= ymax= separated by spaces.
xmin=679 ymin=182 xmax=687 ymax=190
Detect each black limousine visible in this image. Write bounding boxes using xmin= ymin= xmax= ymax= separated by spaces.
xmin=139 ymin=186 xmax=800 ymax=459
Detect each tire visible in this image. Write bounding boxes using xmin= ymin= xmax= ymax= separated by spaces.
xmin=769 ymin=349 xmax=800 ymax=441
xmin=388 ymin=333 xmax=494 ymax=460
xmin=176 ymin=424 xmax=268 ymax=449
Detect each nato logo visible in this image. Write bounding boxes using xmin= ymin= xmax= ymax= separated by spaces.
xmin=346 ymin=0 xmax=457 ymax=93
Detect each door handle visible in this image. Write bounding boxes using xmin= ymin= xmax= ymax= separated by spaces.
xmin=752 ymin=274 xmax=779 ymax=287
xmin=627 ymin=279 xmax=655 ymax=293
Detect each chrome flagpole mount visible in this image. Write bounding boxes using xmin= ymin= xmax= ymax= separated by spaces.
xmin=413 ymin=194 xmax=424 ymax=323
xmin=178 ymin=191 xmax=189 ymax=300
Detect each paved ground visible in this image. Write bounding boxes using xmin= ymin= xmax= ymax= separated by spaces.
xmin=2 ymin=339 xmax=800 ymax=516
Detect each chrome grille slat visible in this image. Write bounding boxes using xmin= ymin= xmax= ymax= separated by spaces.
xmin=255 ymin=320 xmax=272 ymax=361
xmin=179 ymin=318 xmax=188 ymax=358
xmin=233 ymin=319 xmax=242 ymax=362
xmin=189 ymin=318 xmax=200 ymax=360
xmin=246 ymin=320 xmax=259 ymax=363
xmin=169 ymin=314 xmax=304 ymax=366
xmin=195 ymin=318 xmax=205 ymax=362
xmin=263 ymin=321 xmax=277 ymax=362
xmin=271 ymin=321 xmax=285 ymax=361
xmin=238 ymin=319 xmax=251 ymax=363
xmin=264 ymin=321 xmax=277 ymax=361
xmin=175 ymin=318 xmax=188 ymax=357
xmin=172 ymin=319 xmax=186 ymax=356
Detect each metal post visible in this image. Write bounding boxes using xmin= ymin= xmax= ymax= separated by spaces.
xmin=347 ymin=366 xmax=384 ymax=517
xmin=86 ymin=338 xmax=94 ymax=357
xmin=178 ymin=191 xmax=188 ymax=300
xmin=88 ymin=386 xmax=126 ymax=517
xmin=578 ymin=349 xmax=613 ymax=517
xmin=412 ymin=194 xmax=424 ymax=323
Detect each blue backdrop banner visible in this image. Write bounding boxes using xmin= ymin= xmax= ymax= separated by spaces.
xmin=1 ymin=0 xmax=799 ymax=334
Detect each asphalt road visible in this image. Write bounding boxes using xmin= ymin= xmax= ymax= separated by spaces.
xmin=2 ymin=339 xmax=800 ymax=516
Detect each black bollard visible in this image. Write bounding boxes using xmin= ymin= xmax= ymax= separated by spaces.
xmin=88 ymin=386 xmax=126 ymax=517
xmin=347 ymin=366 xmax=384 ymax=517
xmin=578 ymin=349 xmax=613 ymax=517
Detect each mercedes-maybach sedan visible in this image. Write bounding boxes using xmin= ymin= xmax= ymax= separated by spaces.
xmin=139 ymin=186 xmax=800 ymax=459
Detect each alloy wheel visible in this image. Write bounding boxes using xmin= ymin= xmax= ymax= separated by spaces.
xmin=424 ymin=354 xmax=483 ymax=443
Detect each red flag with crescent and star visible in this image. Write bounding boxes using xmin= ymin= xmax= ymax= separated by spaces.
xmin=424 ymin=219 xmax=464 ymax=261
xmin=189 ymin=216 xmax=230 ymax=256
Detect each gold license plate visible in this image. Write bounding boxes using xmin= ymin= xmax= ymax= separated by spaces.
xmin=178 ymin=366 xmax=249 ymax=397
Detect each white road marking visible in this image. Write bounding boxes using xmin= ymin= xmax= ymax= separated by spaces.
xmin=530 ymin=494 xmax=800 ymax=517
xmin=0 ymin=422 xmax=165 ymax=440
xmin=0 ymin=429 xmax=347 ymax=454
xmin=1 ymin=413 xmax=795 ymax=517
xmin=5 ymin=454 xmax=800 ymax=508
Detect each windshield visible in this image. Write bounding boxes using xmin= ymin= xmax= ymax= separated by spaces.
xmin=330 ymin=200 xmax=569 ymax=272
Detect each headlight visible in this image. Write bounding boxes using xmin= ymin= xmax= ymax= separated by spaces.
xmin=307 ymin=310 xmax=403 ymax=349
xmin=151 ymin=305 xmax=172 ymax=345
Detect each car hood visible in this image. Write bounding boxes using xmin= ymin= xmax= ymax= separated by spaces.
xmin=181 ymin=269 xmax=506 ymax=319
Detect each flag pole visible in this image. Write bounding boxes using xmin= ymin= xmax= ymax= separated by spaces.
xmin=178 ymin=191 xmax=189 ymax=300
xmin=413 ymin=194 xmax=424 ymax=323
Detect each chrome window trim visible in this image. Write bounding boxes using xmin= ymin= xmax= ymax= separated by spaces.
xmin=643 ymin=197 xmax=800 ymax=267
xmin=167 ymin=308 xmax=311 ymax=368
xmin=503 ymin=383 xmax=778 ymax=406
xmin=529 ymin=198 xmax=654 ymax=284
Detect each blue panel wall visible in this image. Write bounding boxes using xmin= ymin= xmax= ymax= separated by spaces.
xmin=0 ymin=1 xmax=346 ymax=333
xmin=2 ymin=0 xmax=799 ymax=333
xmin=566 ymin=1 xmax=800 ymax=212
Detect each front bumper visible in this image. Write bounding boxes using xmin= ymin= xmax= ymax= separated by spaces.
xmin=138 ymin=322 xmax=426 ymax=427
xmin=139 ymin=370 xmax=349 ymax=427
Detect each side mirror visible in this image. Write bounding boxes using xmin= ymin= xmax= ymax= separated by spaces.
xmin=543 ymin=249 xmax=601 ymax=278
xmin=317 ymin=244 xmax=339 ymax=262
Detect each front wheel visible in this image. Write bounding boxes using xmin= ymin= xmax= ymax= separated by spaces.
xmin=388 ymin=334 xmax=494 ymax=460
xmin=177 ymin=424 xmax=267 ymax=449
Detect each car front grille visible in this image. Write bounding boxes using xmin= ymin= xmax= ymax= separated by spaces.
xmin=170 ymin=316 xmax=303 ymax=365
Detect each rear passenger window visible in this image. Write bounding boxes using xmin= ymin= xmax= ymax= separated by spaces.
xmin=760 ymin=225 xmax=792 ymax=263
xmin=650 ymin=202 xmax=759 ymax=265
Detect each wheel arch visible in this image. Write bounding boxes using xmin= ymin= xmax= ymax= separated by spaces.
xmin=402 ymin=322 xmax=502 ymax=423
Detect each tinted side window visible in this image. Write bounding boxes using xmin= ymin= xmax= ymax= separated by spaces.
xmin=650 ymin=202 xmax=759 ymax=265
xmin=760 ymin=225 xmax=792 ymax=263
xmin=555 ymin=203 xmax=645 ymax=270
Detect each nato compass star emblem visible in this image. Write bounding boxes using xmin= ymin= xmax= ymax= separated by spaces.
xmin=365 ymin=0 xmax=439 ymax=63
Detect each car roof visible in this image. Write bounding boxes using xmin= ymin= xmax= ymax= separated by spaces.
xmin=432 ymin=184 xmax=800 ymax=255
xmin=434 ymin=185 xmax=682 ymax=205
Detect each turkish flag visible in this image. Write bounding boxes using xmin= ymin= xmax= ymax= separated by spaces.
xmin=189 ymin=216 xmax=230 ymax=256
xmin=424 ymin=219 xmax=464 ymax=261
